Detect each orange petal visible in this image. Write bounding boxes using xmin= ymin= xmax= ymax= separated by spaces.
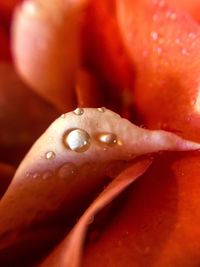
xmin=12 ymin=0 xmax=88 ymax=111
xmin=39 ymin=158 xmax=152 ymax=267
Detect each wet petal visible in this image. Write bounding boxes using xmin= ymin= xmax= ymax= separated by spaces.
xmin=39 ymin=158 xmax=152 ymax=267
xmin=0 ymin=108 xmax=199 ymax=264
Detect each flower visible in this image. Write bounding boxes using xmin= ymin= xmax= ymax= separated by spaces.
xmin=1 ymin=0 xmax=200 ymax=266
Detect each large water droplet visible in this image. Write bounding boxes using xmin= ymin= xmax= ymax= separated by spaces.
xmin=73 ymin=108 xmax=84 ymax=115
xmin=58 ymin=162 xmax=77 ymax=179
xmin=96 ymin=132 xmax=118 ymax=146
xmin=63 ymin=129 xmax=91 ymax=152
xmin=45 ymin=151 xmax=56 ymax=160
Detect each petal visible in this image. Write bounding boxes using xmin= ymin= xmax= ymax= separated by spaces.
xmin=117 ymin=0 xmax=200 ymax=141
xmin=39 ymin=158 xmax=152 ymax=267
xmin=12 ymin=0 xmax=87 ymax=111
xmin=0 ymin=108 xmax=199 ymax=264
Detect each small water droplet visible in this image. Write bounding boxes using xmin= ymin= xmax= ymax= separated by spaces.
xmin=181 ymin=48 xmax=187 ymax=55
xmin=88 ymin=215 xmax=94 ymax=225
xmin=97 ymin=107 xmax=106 ymax=113
xmin=73 ymin=108 xmax=84 ymax=115
xmin=175 ymin=38 xmax=181 ymax=45
xmin=151 ymin=31 xmax=158 ymax=41
xmin=156 ymin=47 xmax=163 ymax=55
xmin=33 ymin=172 xmax=40 ymax=179
xmin=106 ymin=161 xmax=128 ymax=178
xmin=58 ymin=162 xmax=77 ymax=179
xmin=61 ymin=114 xmax=66 ymax=118
xmin=42 ymin=171 xmax=52 ymax=180
xmin=45 ymin=151 xmax=56 ymax=160
xmin=142 ymin=50 xmax=149 ymax=57
xmin=188 ymin=32 xmax=196 ymax=39
xmin=96 ymin=132 xmax=118 ymax=146
xmin=152 ymin=14 xmax=158 ymax=22
xmin=166 ymin=11 xmax=176 ymax=20
xmin=63 ymin=129 xmax=91 ymax=152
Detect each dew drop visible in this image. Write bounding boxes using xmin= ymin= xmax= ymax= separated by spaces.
xmin=188 ymin=32 xmax=196 ymax=39
xmin=151 ymin=31 xmax=158 ymax=41
xmin=181 ymin=48 xmax=188 ymax=55
xmin=58 ymin=162 xmax=77 ymax=179
xmin=96 ymin=132 xmax=118 ymax=146
xmin=73 ymin=108 xmax=84 ymax=115
xmin=33 ymin=172 xmax=40 ymax=179
xmin=42 ymin=171 xmax=52 ymax=180
xmin=61 ymin=114 xmax=66 ymax=118
xmin=45 ymin=151 xmax=56 ymax=160
xmin=63 ymin=129 xmax=91 ymax=152
xmin=156 ymin=47 xmax=163 ymax=55
xmin=97 ymin=107 xmax=106 ymax=113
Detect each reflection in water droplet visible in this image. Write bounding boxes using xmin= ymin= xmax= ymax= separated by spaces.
xmin=58 ymin=162 xmax=77 ymax=179
xmin=96 ymin=132 xmax=118 ymax=146
xmin=45 ymin=151 xmax=56 ymax=160
xmin=63 ymin=129 xmax=91 ymax=152
xmin=73 ymin=108 xmax=84 ymax=115
xmin=97 ymin=107 xmax=106 ymax=113
xmin=42 ymin=171 xmax=52 ymax=180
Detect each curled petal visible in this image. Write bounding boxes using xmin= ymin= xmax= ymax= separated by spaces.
xmin=39 ymin=158 xmax=152 ymax=267
xmin=0 ymin=108 xmax=199 ymax=264
xmin=12 ymin=0 xmax=88 ymax=111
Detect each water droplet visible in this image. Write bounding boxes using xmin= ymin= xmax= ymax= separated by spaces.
xmin=106 ymin=161 xmax=128 ymax=178
xmin=175 ymin=38 xmax=181 ymax=45
xmin=142 ymin=50 xmax=149 ymax=57
xmin=42 ymin=171 xmax=52 ymax=180
xmin=151 ymin=31 xmax=158 ymax=41
xmin=156 ymin=47 xmax=163 ymax=55
xmin=188 ymin=32 xmax=196 ymax=39
xmin=181 ymin=48 xmax=188 ymax=55
xmin=61 ymin=114 xmax=65 ymax=118
xmin=58 ymin=162 xmax=77 ymax=179
xmin=96 ymin=132 xmax=118 ymax=146
xmin=63 ymin=129 xmax=91 ymax=152
xmin=97 ymin=107 xmax=106 ymax=113
xmin=73 ymin=108 xmax=84 ymax=115
xmin=88 ymin=215 xmax=94 ymax=224
xmin=166 ymin=11 xmax=176 ymax=20
xmin=33 ymin=172 xmax=40 ymax=179
xmin=45 ymin=151 xmax=56 ymax=160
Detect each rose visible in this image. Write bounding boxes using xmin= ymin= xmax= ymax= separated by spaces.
xmin=1 ymin=0 xmax=200 ymax=266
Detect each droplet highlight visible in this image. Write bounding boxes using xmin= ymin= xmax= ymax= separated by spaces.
xmin=45 ymin=151 xmax=56 ymax=160
xmin=58 ymin=162 xmax=77 ymax=179
xmin=96 ymin=132 xmax=118 ymax=146
xmin=97 ymin=107 xmax=106 ymax=113
xmin=63 ymin=129 xmax=91 ymax=152
xmin=73 ymin=108 xmax=84 ymax=115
